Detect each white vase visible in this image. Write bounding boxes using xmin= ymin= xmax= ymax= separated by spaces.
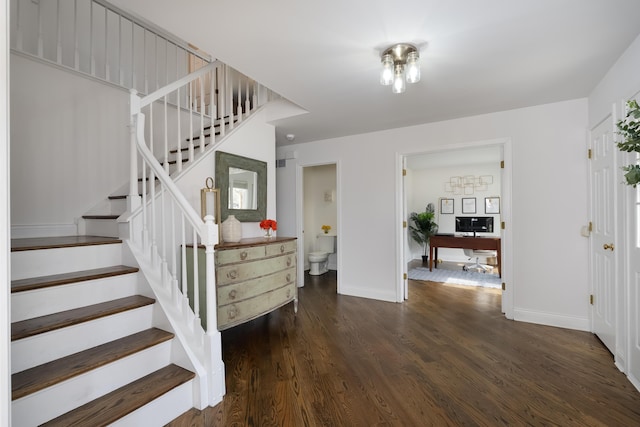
xmin=221 ymin=215 xmax=242 ymax=242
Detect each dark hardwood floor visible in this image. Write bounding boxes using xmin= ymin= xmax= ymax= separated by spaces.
xmin=168 ymin=271 xmax=640 ymax=426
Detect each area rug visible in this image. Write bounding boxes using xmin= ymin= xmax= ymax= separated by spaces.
xmin=408 ymin=266 xmax=501 ymax=289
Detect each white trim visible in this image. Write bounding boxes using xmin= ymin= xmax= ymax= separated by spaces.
xmin=513 ymin=308 xmax=590 ymax=331
xmin=1 ymin=1 xmax=11 ymax=424
xmin=397 ymin=137 xmax=513 ymax=318
xmin=295 ymin=159 xmax=342 ymax=293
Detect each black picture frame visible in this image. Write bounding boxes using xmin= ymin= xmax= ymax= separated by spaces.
xmin=485 ymin=197 xmax=500 ymax=214
xmin=462 ymin=197 xmax=476 ymax=214
xmin=440 ymin=198 xmax=454 ymax=214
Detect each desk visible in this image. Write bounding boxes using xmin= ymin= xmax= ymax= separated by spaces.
xmin=429 ymin=235 xmax=501 ymax=277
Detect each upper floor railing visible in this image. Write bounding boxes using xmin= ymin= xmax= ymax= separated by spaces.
xmin=10 ymin=0 xmax=210 ymax=94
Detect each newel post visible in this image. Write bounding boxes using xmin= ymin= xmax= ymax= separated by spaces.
xmin=202 ymin=216 xmax=225 ymax=404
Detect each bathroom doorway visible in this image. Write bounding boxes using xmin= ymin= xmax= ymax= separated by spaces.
xmin=300 ymin=163 xmax=338 ymax=288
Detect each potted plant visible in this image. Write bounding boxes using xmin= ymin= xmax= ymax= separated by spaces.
xmin=616 ymin=99 xmax=640 ymax=187
xmin=409 ymin=203 xmax=438 ymax=264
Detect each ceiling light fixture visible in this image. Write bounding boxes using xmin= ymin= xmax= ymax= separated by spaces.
xmin=380 ymin=43 xmax=420 ymax=94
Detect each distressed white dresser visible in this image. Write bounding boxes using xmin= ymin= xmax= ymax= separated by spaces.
xmin=187 ymin=237 xmax=298 ymax=331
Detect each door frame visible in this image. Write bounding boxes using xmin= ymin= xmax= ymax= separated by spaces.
xmin=396 ymin=137 xmax=514 ymax=319
xmin=295 ymin=160 xmax=341 ymax=293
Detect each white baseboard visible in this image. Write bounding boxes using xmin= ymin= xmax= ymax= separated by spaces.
xmin=339 ymin=284 xmax=397 ymax=303
xmin=11 ymin=223 xmax=78 ymax=238
xmin=513 ymin=307 xmax=589 ymax=331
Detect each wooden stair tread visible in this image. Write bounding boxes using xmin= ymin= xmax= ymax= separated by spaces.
xmin=40 ymin=364 xmax=194 ymax=427
xmin=82 ymin=215 xmax=119 ymax=220
xmin=11 ymin=295 xmax=155 ymax=341
xmin=12 ymin=328 xmax=174 ymax=400
xmin=11 ymin=265 xmax=139 ymax=293
xmin=11 ymin=235 xmax=121 ymax=252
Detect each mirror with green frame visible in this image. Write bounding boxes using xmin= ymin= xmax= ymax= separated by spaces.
xmin=215 ymin=151 xmax=267 ymax=222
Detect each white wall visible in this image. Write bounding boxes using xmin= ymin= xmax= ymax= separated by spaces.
xmin=407 ymin=162 xmax=501 ymax=262
xmin=11 ymin=55 xmax=130 ymax=236
xmin=174 ymin=108 xmax=276 ymax=240
xmin=277 ymin=98 xmax=590 ymax=330
xmin=303 ymin=164 xmax=337 ymax=270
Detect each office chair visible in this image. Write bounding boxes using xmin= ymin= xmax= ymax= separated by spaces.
xmin=462 ymin=248 xmax=497 ymax=273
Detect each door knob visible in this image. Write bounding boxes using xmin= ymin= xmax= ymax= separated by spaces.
xmin=603 ymin=243 xmax=614 ymax=251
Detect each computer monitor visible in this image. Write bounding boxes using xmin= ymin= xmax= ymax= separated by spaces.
xmin=455 ymin=216 xmax=494 ymax=235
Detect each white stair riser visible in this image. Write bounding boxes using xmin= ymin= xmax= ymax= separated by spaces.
xmin=12 ymin=341 xmax=172 ymax=427
xmin=11 ymin=274 xmax=139 ymax=322
xmin=109 ymin=198 xmax=127 ymax=215
xmin=12 ymin=306 xmax=154 ymax=373
xmin=112 ymin=380 xmax=194 ymax=427
xmin=84 ymin=218 xmax=120 ymax=238
xmin=11 ymin=244 xmax=123 ymax=280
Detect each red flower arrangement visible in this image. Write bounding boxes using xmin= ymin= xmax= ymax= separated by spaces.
xmin=259 ymin=219 xmax=277 ymax=231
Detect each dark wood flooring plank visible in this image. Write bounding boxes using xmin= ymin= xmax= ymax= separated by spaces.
xmin=11 ymin=265 xmax=139 ymax=293
xmin=42 ymin=364 xmax=194 ymax=427
xmin=12 ymin=328 xmax=173 ymax=400
xmin=11 ymin=295 xmax=154 ymax=341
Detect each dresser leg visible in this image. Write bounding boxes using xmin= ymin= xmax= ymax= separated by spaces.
xmin=294 ymin=298 xmax=298 ymax=314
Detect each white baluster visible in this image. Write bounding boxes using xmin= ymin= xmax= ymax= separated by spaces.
xmin=176 ymin=87 xmax=183 ymax=172
xmin=73 ymin=0 xmax=79 ymax=70
xmin=36 ymin=0 xmax=43 ymax=57
xmin=192 ymin=228 xmax=200 ymax=322
xmin=236 ymin=76 xmax=243 ymax=123
xmin=104 ymin=8 xmax=109 ymax=82
xmin=56 ymin=0 xmax=62 ymax=64
xmin=181 ymin=216 xmax=188 ymax=310
xmin=219 ymin=65 xmax=225 ymax=137
xmin=164 ymin=95 xmax=169 ymax=173
xmin=228 ymin=67 xmax=234 ymax=130
xmin=188 ymin=81 xmax=195 ymax=162
xmin=199 ymin=75 xmax=205 ymax=153
xmin=245 ymin=79 xmax=251 ymax=114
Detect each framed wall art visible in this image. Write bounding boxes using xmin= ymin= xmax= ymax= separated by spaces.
xmin=485 ymin=197 xmax=500 ymax=214
xmin=440 ymin=198 xmax=454 ymax=214
xmin=462 ymin=197 xmax=476 ymax=214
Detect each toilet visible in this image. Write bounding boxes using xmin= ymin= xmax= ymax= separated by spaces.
xmin=308 ymin=234 xmax=336 ymax=275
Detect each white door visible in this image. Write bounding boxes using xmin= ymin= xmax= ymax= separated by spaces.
xmin=628 ymin=159 xmax=640 ymax=387
xmin=590 ymin=116 xmax=617 ymax=353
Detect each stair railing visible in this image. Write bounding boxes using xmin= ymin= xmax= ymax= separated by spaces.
xmin=11 ymin=0 xmax=211 ymax=95
xmin=127 ymin=60 xmax=278 ymax=408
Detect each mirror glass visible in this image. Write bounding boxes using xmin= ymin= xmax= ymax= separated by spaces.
xmin=228 ymin=167 xmax=258 ymax=210
xmin=215 ymin=151 xmax=267 ymax=222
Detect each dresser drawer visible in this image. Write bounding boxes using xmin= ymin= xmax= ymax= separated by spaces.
xmin=215 ymin=245 xmax=267 ymax=265
xmin=216 ymin=253 xmax=296 ymax=286
xmin=265 ymin=240 xmax=296 ymax=257
xmin=218 ymin=283 xmax=296 ymax=330
xmin=217 ymin=267 xmax=295 ymax=305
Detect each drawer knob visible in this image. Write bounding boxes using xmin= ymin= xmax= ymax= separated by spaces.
xmin=227 ymin=269 xmax=238 ymax=280
xmin=229 ymin=289 xmax=237 ymax=300
xmin=286 ymin=273 xmax=291 ymax=282
xmin=228 ymin=306 xmax=237 ymax=319
xmin=280 ymin=245 xmax=285 ymax=253
xmin=286 ymin=256 xmax=292 ymax=267
xmin=240 ymin=251 xmax=248 ymax=260
xmin=286 ymin=289 xmax=291 ymax=298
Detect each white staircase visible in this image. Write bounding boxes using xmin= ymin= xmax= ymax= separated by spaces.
xmin=10 ymin=236 xmax=195 ymax=426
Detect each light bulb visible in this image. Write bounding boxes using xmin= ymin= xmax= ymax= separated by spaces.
xmin=392 ymin=64 xmax=406 ymax=94
xmin=380 ymin=54 xmax=393 ymax=86
xmin=405 ymin=51 xmax=420 ymax=84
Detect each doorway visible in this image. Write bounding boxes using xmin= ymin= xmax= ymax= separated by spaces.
xmin=398 ymin=138 xmax=513 ymax=318
xmin=298 ymin=163 xmax=339 ymax=290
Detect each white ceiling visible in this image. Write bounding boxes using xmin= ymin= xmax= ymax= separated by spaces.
xmin=110 ymin=0 xmax=640 ymax=146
